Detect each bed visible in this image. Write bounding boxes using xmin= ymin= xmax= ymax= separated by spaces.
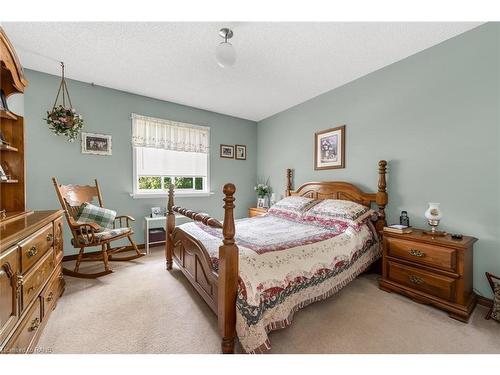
xmin=165 ymin=160 xmax=388 ymax=353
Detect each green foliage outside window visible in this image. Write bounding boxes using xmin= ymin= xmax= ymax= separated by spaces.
xmin=175 ymin=177 xmax=193 ymax=189
xmin=195 ymin=177 xmax=203 ymax=190
xmin=139 ymin=176 xmax=204 ymax=191
xmin=138 ymin=176 xmax=161 ymax=190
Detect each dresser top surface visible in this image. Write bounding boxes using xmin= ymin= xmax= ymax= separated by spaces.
xmin=383 ymin=228 xmax=477 ymax=249
xmin=0 ymin=210 xmax=63 ymax=253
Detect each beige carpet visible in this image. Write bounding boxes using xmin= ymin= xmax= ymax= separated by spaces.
xmin=38 ymin=248 xmax=500 ymax=354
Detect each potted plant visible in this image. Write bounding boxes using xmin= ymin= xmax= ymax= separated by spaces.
xmin=44 ymin=62 xmax=84 ymax=142
xmin=45 ymin=105 xmax=84 ymax=142
xmin=254 ymin=180 xmax=271 ymax=208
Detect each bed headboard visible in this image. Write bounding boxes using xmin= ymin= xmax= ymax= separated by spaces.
xmin=285 ymin=160 xmax=388 ymax=231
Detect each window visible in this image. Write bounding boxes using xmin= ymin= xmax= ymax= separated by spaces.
xmin=131 ymin=114 xmax=210 ymax=197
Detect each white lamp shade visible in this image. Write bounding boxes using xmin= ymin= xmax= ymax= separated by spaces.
xmin=215 ymin=42 xmax=236 ymax=68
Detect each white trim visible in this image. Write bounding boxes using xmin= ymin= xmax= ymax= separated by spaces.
xmin=130 ymin=191 xmax=215 ymax=199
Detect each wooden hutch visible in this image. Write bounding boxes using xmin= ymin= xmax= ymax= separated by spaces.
xmin=0 ymin=27 xmax=65 ymax=354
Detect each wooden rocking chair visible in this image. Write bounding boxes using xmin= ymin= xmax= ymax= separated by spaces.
xmin=52 ymin=177 xmax=145 ymax=278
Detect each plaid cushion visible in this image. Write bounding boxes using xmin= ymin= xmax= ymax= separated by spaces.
xmin=76 ymin=202 xmax=116 ymax=229
xmin=72 ymin=227 xmax=131 ymax=245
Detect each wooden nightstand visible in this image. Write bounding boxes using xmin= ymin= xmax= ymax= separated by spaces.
xmin=248 ymin=207 xmax=268 ymax=218
xmin=379 ymin=228 xmax=477 ymax=322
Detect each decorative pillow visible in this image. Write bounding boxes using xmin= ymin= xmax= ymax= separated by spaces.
xmin=302 ymin=199 xmax=375 ymax=228
xmin=492 ymin=282 xmax=500 ymax=322
xmin=76 ymin=202 xmax=116 ymax=230
xmin=267 ymin=196 xmax=318 ymax=221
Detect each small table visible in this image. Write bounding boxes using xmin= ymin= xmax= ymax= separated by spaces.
xmin=144 ymin=214 xmax=184 ymax=255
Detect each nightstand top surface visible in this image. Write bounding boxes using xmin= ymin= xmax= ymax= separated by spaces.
xmin=383 ymin=228 xmax=477 ymax=249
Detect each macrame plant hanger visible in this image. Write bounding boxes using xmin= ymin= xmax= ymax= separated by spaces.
xmin=52 ymin=61 xmax=73 ymax=110
xmin=45 ymin=60 xmax=83 ymax=141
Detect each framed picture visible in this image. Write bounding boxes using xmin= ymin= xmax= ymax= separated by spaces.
xmin=220 ymin=144 xmax=234 ymax=159
xmin=81 ymin=132 xmax=112 ymax=156
xmin=314 ymin=125 xmax=345 ymax=170
xmin=151 ymin=207 xmax=163 ymax=218
xmin=235 ymin=144 xmax=246 ymax=160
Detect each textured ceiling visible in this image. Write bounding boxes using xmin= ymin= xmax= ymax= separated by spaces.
xmin=3 ymin=22 xmax=481 ymax=121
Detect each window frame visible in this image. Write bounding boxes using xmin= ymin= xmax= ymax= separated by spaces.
xmin=131 ymin=120 xmax=211 ymax=199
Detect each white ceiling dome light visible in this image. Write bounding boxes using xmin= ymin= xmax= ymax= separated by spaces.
xmin=215 ymin=28 xmax=236 ymax=68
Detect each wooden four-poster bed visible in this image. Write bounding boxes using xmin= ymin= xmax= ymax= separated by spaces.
xmin=165 ymin=160 xmax=388 ymax=353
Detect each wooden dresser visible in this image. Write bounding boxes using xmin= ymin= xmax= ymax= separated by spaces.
xmin=248 ymin=207 xmax=267 ymax=218
xmin=379 ymin=228 xmax=477 ymax=322
xmin=0 ymin=210 xmax=65 ymax=354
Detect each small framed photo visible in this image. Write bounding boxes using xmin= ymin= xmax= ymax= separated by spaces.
xmin=151 ymin=207 xmax=163 ymax=218
xmin=314 ymin=125 xmax=345 ymax=170
xmin=81 ymin=132 xmax=112 ymax=156
xmin=220 ymin=144 xmax=234 ymax=159
xmin=235 ymin=144 xmax=246 ymax=160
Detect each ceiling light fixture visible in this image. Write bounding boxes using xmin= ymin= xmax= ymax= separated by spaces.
xmin=215 ymin=28 xmax=236 ymax=68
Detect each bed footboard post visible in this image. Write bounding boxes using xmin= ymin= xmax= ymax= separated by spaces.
xmin=375 ymin=160 xmax=388 ymax=232
xmin=285 ymin=168 xmax=293 ymax=196
xmin=218 ymin=183 xmax=238 ymax=354
xmin=166 ymin=184 xmax=175 ymax=270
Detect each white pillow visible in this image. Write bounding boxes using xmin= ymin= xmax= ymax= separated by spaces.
xmin=302 ymin=199 xmax=375 ymax=227
xmin=267 ymin=196 xmax=318 ymax=220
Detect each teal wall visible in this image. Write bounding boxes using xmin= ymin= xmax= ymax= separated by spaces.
xmin=23 ymin=70 xmax=257 ymax=255
xmin=257 ymin=23 xmax=500 ymax=297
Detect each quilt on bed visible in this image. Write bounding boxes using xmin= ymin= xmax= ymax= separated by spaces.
xmin=178 ymin=213 xmax=381 ymax=353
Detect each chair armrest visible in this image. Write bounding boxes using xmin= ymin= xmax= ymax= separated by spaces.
xmin=114 ymin=215 xmax=135 ymax=228
xmin=70 ymin=222 xmax=101 ymax=245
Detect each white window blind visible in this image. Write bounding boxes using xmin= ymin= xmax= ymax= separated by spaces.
xmin=135 ymin=147 xmax=208 ymax=177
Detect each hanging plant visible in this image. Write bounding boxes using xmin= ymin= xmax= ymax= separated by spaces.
xmin=44 ymin=62 xmax=84 ymax=142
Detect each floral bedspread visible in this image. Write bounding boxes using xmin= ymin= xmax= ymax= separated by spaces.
xmin=178 ymin=214 xmax=380 ymax=353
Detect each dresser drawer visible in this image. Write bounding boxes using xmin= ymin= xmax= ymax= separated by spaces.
xmin=41 ymin=265 xmax=64 ymax=317
xmin=386 ymin=237 xmax=456 ymax=272
xmin=22 ymin=249 xmax=55 ymax=310
xmin=0 ymin=246 xmax=19 ymax=346
xmin=387 ymin=261 xmax=456 ymax=301
xmin=19 ymin=223 xmax=54 ymax=273
xmin=3 ymin=298 xmax=41 ymax=354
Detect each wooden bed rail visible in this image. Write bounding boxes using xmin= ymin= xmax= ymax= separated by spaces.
xmin=165 ymin=183 xmax=239 ymax=353
xmin=172 ymin=207 xmax=223 ymax=229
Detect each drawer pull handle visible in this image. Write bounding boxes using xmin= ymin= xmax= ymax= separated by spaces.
xmin=409 ymin=249 xmax=425 ymax=257
xmin=408 ymin=274 xmax=424 ymax=285
xmin=28 ymin=318 xmax=40 ymax=332
xmin=27 ymin=285 xmax=35 ymax=294
xmin=58 ymin=273 xmax=64 ymax=281
xmin=46 ymin=233 xmax=54 ymax=242
xmin=27 ymin=246 xmax=38 ymax=258
xmin=47 ymin=291 xmax=54 ymax=302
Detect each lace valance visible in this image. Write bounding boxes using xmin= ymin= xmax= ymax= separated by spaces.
xmin=131 ymin=113 xmax=209 ymax=153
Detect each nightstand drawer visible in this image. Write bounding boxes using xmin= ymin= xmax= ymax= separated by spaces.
xmin=387 ymin=261 xmax=456 ymax=301
xmin=386 ymin=237 xmax=456 ymax=272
